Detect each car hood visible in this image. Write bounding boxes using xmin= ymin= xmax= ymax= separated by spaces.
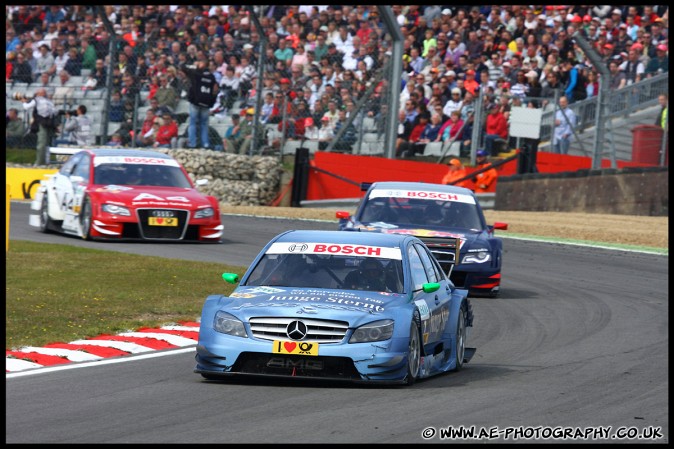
xmin=88 ymin=185 xmax=212 ymax=208
xmin=219 ymin=286 xmax=409 ymax=324
xmin=351 ymin=222 xmax=490 ymax=251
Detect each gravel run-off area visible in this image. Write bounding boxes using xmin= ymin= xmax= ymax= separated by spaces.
xmin=218 ymin=205 xmax=668 ymax=250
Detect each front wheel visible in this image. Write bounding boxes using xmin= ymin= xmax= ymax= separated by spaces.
xmin=80 ymin=197 xmax=93 ymax=240
xmin=404 ymin=319 xmax=422 ymax=386
xmin=454 ymin=304 xmax=467 ymax=371
xmin=39 ymin=195 xmax=53 ymax=233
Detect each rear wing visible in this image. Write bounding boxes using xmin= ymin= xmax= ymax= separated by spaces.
xmin=47 ymin=146 xmax=160 ymax=164
xmin=48 ymin=146 xmax=84 ymax=157
xmin=47 ymin=146 xmax=83 ymax=165
xmin=416 ymin=236 xmax=461 ymax=279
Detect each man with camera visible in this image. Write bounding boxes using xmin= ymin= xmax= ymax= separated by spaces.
xmin=54 ymin=105 xmax=93 ymax=147
xmin=19 ymin=88 xmax=56 ymax=166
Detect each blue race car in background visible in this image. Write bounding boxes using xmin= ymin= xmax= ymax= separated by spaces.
xmin=195 ymin=230 xmax=474 ymax=385
xmin=336 ymin=181 xmax=508 ymax=298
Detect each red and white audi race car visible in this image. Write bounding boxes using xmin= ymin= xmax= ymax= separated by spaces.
xmin=29 ymin=148 xmax=223 ymax=242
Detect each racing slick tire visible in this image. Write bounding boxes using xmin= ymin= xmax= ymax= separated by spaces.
xmin=39 ymin=195 xmax=53 ymax=233
xmin=80 ymin=196 xmax=93 ymax=240
xmin=454 ymin=303 xmax=467 ymax=371
xmin=404 ymin=311 xmax=422 ymax=386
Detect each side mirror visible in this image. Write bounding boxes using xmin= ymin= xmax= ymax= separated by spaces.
xmin=222 ymin=273 xmax=240 ymax=284
xmin=493 ymin=222 xmax=508 ymax=231
xmin=69 ymin=175 xmax=85 ymax=184
xmin=336 ymin=210 xmax=351 ymax=219
xmin=422 ymin=282 xmax=441 ymax=293
xmin=195 ymin=179 xmax=209 ymax=186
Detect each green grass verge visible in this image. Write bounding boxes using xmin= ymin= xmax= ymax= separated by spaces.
xmin=5 ymin=240 xmax=246 ymax=349
xmin=6 ymin=147 xmax=37 ymax=165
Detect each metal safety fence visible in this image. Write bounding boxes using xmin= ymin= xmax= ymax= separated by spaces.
xmin=6 ymin=6 xmax=668 ymax=168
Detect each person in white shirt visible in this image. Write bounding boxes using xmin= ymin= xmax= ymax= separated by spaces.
xmin=50 ymin=45 xmax=69 ymax=77
xmin=553 ymin=95 xmax=577 ymax=154
xmin=443 ymin=88 xmax=463 ymax=117
xmin=332 ymin=26 xmax=354 ymax=56
xmin=20 ymin=88 xmax=56 ymax=165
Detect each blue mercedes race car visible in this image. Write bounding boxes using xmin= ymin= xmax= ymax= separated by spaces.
xmin=195 ymin=230 xmax=474 ymax=385
xmin=336 ymin=182 xmax=508 ymax=297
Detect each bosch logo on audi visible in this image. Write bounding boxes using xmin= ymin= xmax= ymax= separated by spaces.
xmin=286 ymin=320 xmax=308 ymax=340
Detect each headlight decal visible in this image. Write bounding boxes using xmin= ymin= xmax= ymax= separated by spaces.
xmin=194 ymin=207 xmax=215 ymax=218
xmin=462 ymin=250 xmax=491 ymax=264
xmin=101 ymin=204 xmax=131 ymax=216
xmin=349 ymin=320 xmax=394 ymax=343
xmin=213 ymin=311 xmax=248 ymax=337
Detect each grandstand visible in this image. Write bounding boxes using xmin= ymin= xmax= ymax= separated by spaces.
xmin=6 ymin=5 xmax=669 ymax=166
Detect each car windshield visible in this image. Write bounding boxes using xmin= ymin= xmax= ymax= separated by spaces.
xmin=359 ymin=196 xmax=483 ymax=230
xmin=245 ymin=253 xmax=405 ymax=293
xmin=94 ymin=163 xmax=192 ymax=188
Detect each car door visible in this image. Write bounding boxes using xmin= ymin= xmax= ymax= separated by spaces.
xmin=407 ymin=242 xmax=451 ymax=355
xmin=52 ymin=152 xmax=82 ymax=215
xmin=68 ymin=153 xmax=91 ymax=215
xmin=60 ymin=153 xmax=90 ymax=214
xmin=57 ymin=152 xmax=92 ymax=233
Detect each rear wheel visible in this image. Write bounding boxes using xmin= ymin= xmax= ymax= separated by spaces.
xmin=404 ymin=317 xmax=422 ymax=386
xmin=39 ymin=195 xmax=53 ymax=233
xmin=454 ymin=304 xmax=467 ymax=371
xmin=80 ymin=197 xmax=93 ymax=240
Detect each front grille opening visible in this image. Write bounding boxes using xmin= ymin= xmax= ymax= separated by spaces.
xmin=136 ymin=209 xmax=189 ymax=240
xmin=249 ymin=317 xmax=349 ymax=343
xmin=233 ymin=353 xmax=361 ymax=379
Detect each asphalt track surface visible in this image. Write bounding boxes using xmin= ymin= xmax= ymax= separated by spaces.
xmin=6 ymin=201 xmax=669 ymax=443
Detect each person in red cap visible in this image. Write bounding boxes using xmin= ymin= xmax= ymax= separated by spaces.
xmin=645 ymin=44 xmax=669 ymax=77
xmin=441 ymin=158 xmax=469 ymax=188
xmin=463 ymin=69 xmax=479 ymax=95
xmin=304 ymin=117 xmax=318 ymax=141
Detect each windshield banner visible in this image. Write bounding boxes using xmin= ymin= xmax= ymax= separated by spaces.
xmin=369 ymin=189 xmax=475 ymax=204
xmin=266 ymin=242 xmax=403 ymax=259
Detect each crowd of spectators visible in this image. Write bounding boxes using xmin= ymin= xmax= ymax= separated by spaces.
xmin=5 ymin=5 xmax=669 ymax=156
